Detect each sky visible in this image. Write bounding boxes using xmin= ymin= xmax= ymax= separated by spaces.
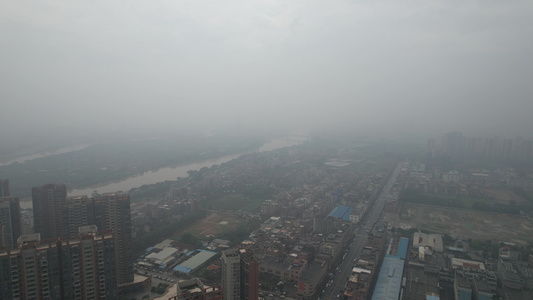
xmin=1 ymin=0 xmax=533 ymax=142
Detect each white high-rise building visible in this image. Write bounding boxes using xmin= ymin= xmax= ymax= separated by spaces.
xmin=221 ymin=249 xmax=241 ymax=300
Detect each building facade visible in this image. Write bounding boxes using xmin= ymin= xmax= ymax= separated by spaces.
xmin=0 ymin=179 xmax=10 ymax=197
xmin=172 ymin=278 xmax=223 ymax=300
xmin=221 ymin=248 xmax=259 ymax=300
xmin=32 ymin=184 xmax=67 ymax=240
xmin=0 ymin=197 xmax=21 ymax=249
xmin=222 ymin=249 xmax=241 ymax=300
xmin=93 ymin=193 xmax=133 ymax=285
xmin=0 ymin=229 xmax=116 ymax=300
xmin=32 ymin=187 xmax=133 ymax=286
xmin=240 ymin=250 xmax=259 ymax=300
xmin=61 ymin=195 xmax=95 ymax=238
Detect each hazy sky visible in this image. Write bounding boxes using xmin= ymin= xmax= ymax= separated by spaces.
xmin=1 ymin=0 xmax=532 ymax=140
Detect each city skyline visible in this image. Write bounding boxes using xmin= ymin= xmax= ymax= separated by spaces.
xmin=1 ymin=134 xmax=533 ymax=299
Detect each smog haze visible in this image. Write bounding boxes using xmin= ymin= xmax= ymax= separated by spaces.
xmin=2 ymin=0 xmax=533 ymax=143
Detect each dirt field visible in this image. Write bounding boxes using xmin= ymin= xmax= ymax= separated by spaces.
xmin=383 ymin=203 xmax=533 ymax=246
xmin=485 ymin=188 xmax=525 ymax=204
xmin=174 ymin=212 xmax=244 ymax=239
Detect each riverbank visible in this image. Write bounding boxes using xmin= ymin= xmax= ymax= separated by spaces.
xmin=69 ymin=137 xmax=302 ymax=197
xmin=14 ymin=136 xmax=306 ymax=207
xmin=2 ymin=135 xmax=266 ymax=198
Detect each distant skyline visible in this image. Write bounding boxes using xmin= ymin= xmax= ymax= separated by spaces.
xmin=2 ymin=0 xmax=533 ymax=143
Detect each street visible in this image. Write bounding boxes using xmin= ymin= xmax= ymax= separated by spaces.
xmin=322 ymin=162 xmax=403 ymax=300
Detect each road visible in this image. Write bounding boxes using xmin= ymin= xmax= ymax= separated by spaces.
xmin=134 ymin=265 xmax=180 ymax=286
xmin=322 ymin=162 xmax=403 ymax=300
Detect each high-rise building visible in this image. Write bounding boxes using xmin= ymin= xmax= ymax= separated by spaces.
xmin=502 ymin=139 xmax=513 ymax=160
xmin=93 ymin=193 xmax=133 ymax=285
xmin=523 ymin=140 xmax=533 ymax=160
xmin=484 ymin=137 xmax=495 ymax=158
xmin=32 ymin=185 xmax=133 ymax=285
xmin=222 ymin=249 xmax=241 ymax=300
xmin=0 ymin=179 xmax=10 ymax=197
xmin=0 ymin=228 xmax=117 ymax=300
xmin=221 ymin=248 xmax=259 ymax=300
xmin=62 ymin=195 xmax=95 ymax=238
xmin=240 ymin=249 xmax=259 ymax=300
xmin=0 ymin=197 xmax=22 ymax=250
xmin=512 ymin=136 xmax=524 ymax=159
xmin=37 ymin=191 xmax=133 ymax=286
xmin=32 ymin=184 xmax=67 ymax=240
xmin=442 ymin=131 xmax=464 ymax=156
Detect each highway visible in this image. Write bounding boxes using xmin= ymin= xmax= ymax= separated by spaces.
xmin=322 ymin=162 xmax=403 ymax=300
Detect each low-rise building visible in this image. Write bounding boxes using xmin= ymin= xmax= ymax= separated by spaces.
xmin=170 ymin=278 xmax=222 ymax=300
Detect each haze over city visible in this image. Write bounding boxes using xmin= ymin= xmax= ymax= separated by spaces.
xmin=3 ymin=2 xmax=533 ymax=299
xmin=2 ymin=0 xmax=533 ymax=144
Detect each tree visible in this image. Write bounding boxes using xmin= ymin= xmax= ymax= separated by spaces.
xmin=180 ymin=233 xmax=202 ymax=248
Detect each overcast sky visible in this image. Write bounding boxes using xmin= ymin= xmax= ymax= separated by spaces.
xmin=1 ymin=0 xmax=532 ymax=141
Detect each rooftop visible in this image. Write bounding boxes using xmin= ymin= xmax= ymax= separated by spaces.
xmin=146 ymin=247 xmax=179 ymax=264
xmin=174 ymin=250 xmax=217 ymax=274
xmin=328 ymin=205 xmax=354 ymax=221
xmin=371 ymin=256 xmax=405 ymax=300
xmin=413 ymin=232 xmax=444 ymax=252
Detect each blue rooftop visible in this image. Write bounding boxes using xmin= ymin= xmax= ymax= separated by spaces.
xmin=173 ymin=265 xmax=192 ymax=274
xmin=426 ymin=294 xmax=440 ymax=300
xmin=386 ymin=237 xmax=409 ymax=260
xmin=397 ymin=237 xmax=408 ymax=260
xmin=371 ymin=256 xmax=405 ymax=300
xmin=173 ymin=249 xmax=217 ymax=274
xmin=328 ymin=205 xmax=354 ymax=221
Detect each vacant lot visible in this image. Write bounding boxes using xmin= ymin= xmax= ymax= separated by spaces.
xmin=485 ymin=188 xmax=525 ymax=204
xmin=173 ymin=212 xmax=245 ymax=239
xmin=205 ymin=193 xmax=264 ymax=211
xmin=384 ymin=203 xmax=533 ymax=245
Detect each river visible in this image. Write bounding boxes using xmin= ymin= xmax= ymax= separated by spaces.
xmin=68 ymin=137 xmax=306 ymax=197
